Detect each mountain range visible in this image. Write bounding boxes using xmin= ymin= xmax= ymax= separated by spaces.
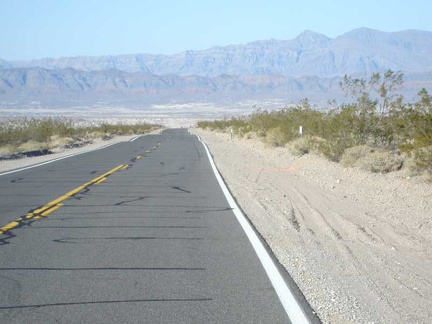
xmin=1 ymin=28 xmax=432 ymax=109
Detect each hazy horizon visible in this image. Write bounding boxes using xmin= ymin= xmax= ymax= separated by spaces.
xmin=4 ymin=27 xmax=431 ymax=62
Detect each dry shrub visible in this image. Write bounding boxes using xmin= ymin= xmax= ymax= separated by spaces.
xmin=355 ymin=149 xmax=403 ymax=173
xmin=255 ymin=128 xmax=267 ymax=138
xmin=0 ymin=119 xmax=160 ymax=155
xmin=18 ymin=140 xmax=49 ymax=152
xmin=0 ymin=146 xmax=12 ymax=156
xmin=85 ymin=131 xmax=105 ymax=140
xmin=402 ymin=156 xmax=422 ymax=176
xmin=411 ymin=146 xmax=432 ymax=176
xmin=265 ymin=127 xmax=290 ymax=147
xmin=50 ymin=135 xmax=73 ymax=148
xmin=340 ymin=145 xmax=375 ymax=167
xmin=243 ymin=132 xmax=257 ymax=140
xmin=288 ymin=135 xmax=313 ymax=156
xmin=235 ymin=125 xmax=252 ymax=138
xmin=315 ymin=138 xmax=348 ymax=162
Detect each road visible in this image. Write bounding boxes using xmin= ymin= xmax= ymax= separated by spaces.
xmin=0 ymin=129 xmax=315 ymax=323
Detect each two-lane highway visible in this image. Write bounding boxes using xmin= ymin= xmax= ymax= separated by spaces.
xmin=0 ymin=129 xmax=316 ymax=323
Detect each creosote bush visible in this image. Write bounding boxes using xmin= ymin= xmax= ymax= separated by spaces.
xmin=197 ymin=70 xmax=432 ymax=177
xmin=0 ymin=117 xmax=74 ymax=149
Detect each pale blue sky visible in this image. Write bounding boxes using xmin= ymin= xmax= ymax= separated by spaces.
xmin=1 ymin=0 xmax=431 ymax=60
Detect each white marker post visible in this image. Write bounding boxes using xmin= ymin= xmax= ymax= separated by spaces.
xmin=299 ymin=126 xmax=303 ymax=137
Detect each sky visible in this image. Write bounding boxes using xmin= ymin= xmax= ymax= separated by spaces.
xmin=1 ymin=0 xmax=432 ymax=61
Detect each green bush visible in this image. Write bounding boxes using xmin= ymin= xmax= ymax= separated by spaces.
xmin=315 ymin=138 xmax=350 ymax=162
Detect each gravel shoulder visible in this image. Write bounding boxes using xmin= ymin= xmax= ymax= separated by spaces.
xmin=193 ymin=128 xmax=432 ymax=324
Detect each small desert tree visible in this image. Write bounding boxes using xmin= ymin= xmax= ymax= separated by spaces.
xmin=370 ymin=70 xmax=404 ymax=115
xmin=398 ymin=88 xmax=432 ymax=175
xmin=340 ymin=69 xmax=404 ymax=146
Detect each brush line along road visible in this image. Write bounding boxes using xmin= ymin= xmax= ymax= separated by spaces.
xmin=0 ymin=129 xmax=315 ymax=323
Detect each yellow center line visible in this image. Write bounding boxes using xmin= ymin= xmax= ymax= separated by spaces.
xmin=40 ymin=203 xmax=64 ymax=217
xmin=33 ymin=164 xmax=126 ymax=215
xmin=0 ymin=221 xmax=20 ymax=233
xmin=0 ymin=164 xmax=127 ymax=234
xmin=95 ymin=178 xmax=106 ymax=184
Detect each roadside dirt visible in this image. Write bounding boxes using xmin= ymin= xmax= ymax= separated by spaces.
xmin=193 ymin=128 xmax=432 ymax=324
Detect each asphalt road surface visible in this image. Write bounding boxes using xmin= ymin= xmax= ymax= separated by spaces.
xmin=0 ymin=129 xmax=316 ymax=323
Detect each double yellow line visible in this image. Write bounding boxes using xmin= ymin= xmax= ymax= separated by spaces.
xmin=0 ymin=164 xmax=127 ymax=235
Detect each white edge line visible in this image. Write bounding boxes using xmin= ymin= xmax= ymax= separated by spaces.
xmin=130 ymin=135 xmax=141 ymax=142
xmin=197 ymin=134 xmax=310 ymax=324
xmin=0 ymin=142 xmax=118 ymax=177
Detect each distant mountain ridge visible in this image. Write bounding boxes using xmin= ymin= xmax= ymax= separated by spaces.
xmin=4 ymin=28 xmax=432 ymax=78
xmin=1 ymin=67 xmax=431 ymax=109
xmin=0 ymin=67 xmax=341 ymax=98
xmin=1 ymin=28 xmax=432 ymax=109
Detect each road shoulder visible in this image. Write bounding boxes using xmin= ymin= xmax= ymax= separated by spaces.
xmin=193 ymin=128 xmax=432 ymax=324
